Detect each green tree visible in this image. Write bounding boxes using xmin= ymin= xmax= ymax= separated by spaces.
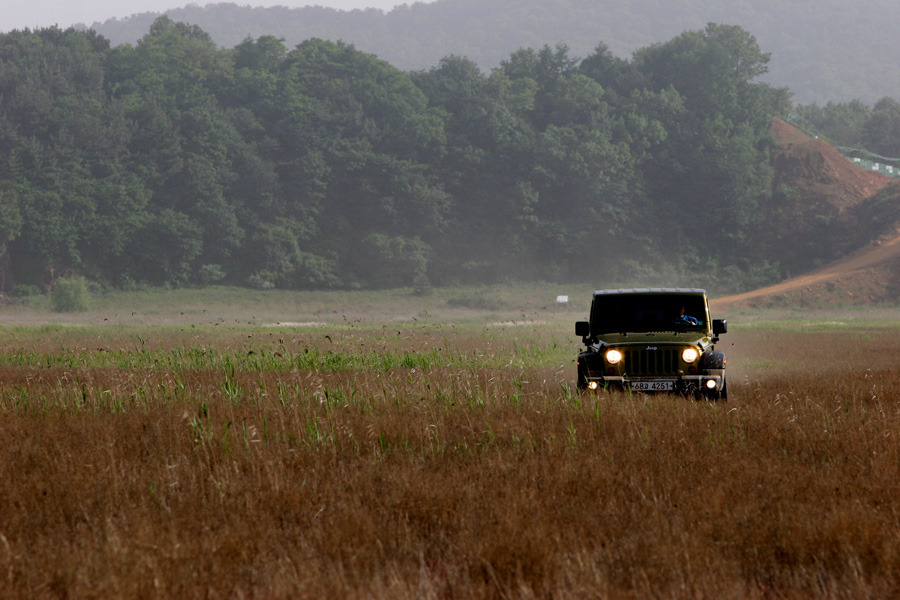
xmin=793 ymin=100 xmax=871 ymax=147
xmin=0 ymin=186 xmax=23 ymax=290
xmin=352 ymin=233 xmax=430 ymax=288
xmin=123 ymin=209 xmax=203 ymax=285
xmin=862 ymin=97 xmax=900 ymax=157
xmin=108 ymin=17 xmax=247 ymax=275
xmin=413 ymin=54 xmax=542 ymax=282
xmin=634 ymin=24 xmax=790 ymax=264
xmin=51 ymin=276 xmax=91 ymax=312
xmin=274 ymin=39 xmax=448 ymax=287
xmin=0 ymin=27 xmax=148 ymax=287
xmin=499 ymin=44 xmax=579 ymax=129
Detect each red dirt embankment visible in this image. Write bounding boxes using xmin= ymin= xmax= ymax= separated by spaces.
xmin=711 ymin=119 xmax=900 ymax=309
xmin=770 ymin=118 xmax=891 ymax=207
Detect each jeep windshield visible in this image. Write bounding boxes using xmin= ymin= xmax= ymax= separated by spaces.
xmin=589 ymin=293 xmax=707 ymax=335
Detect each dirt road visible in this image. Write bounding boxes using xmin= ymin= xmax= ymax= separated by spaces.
xmin=711 ymin=231 xmax=900 ymax=309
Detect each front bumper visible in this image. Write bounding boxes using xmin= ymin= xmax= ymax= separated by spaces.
xmin=582 ymin=374 xmax=724 ymax=395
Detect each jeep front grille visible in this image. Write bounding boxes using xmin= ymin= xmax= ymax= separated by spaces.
xmin=623 ymin=348 xmax=679 ymax=376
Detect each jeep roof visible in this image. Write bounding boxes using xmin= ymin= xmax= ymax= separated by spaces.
xmin=591 ymin=288 xmax=707 ymax=295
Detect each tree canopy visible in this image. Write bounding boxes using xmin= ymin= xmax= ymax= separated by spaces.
xmin=0 ymin=21 xmax=805 ymax=292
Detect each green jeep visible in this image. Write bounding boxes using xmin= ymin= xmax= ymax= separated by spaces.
xmin=575 ymin=288 xmax=728 ymax=399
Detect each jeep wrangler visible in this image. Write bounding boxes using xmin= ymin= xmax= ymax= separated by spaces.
xmin=575 ymin=288 xmax=728 ymax=399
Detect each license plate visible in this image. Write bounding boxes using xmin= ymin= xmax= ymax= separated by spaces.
xmin=630 ymin=380 xmax=674 ymax=391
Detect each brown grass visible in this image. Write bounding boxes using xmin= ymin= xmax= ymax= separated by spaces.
xmin=1 ymin=323 xmax=899 ymax=599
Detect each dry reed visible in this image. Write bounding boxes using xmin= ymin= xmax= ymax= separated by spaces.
xmin=0 ymin=325 xmax=899 ymax=598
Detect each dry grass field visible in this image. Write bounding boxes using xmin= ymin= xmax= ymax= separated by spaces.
xmin=1 ymin=294 xmax=899 ymax=599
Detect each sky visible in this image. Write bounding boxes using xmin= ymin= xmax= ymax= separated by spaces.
xmin=0 ymin=1 xmax=429 ymax=32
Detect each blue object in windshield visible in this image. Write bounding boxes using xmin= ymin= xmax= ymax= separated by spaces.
xmin=675 ymin=306 xmax=700 ymax=326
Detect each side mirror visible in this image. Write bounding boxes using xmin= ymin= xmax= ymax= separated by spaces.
xmin=713 ymin=319 xmax=728 ymax=336
xmin=575 ymin=321 xmax=590 ymax=337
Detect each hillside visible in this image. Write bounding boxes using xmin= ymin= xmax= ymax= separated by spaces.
xmin=712 ymin=121 xmax=900 ymax=308
xmin=82 ymin=0 xmax=900 ymax=104
xmin=771 ymin=118 xmax=892 ymax=208
xmin=711 ymin=228 xmax=900 ymax=308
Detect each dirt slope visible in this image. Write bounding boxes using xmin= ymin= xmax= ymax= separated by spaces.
xmin=711 ymin=119 xmax=900 ymax=309
xmin=712 ymin=227 xmax=900 ymax=308
xmin=770 ymin=118 xmax=892 ymax=207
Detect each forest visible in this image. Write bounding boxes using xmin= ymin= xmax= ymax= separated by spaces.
xmin=0 ymin=19 xmax=897 ymax=294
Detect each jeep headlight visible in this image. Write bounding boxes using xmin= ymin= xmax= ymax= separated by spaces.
xmin=605 ymin=349 xmax=623 ymax=365
xmin=682 ymin=347 xmax=700 ymax=363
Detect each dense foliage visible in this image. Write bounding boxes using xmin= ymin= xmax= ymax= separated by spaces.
xmin=85 ymin=0 xmax=900 ymax=104
xmin=0 ymin=21 xmax=793 ymax=292
xmin=794 ymin=98 xmax=900 ymax=158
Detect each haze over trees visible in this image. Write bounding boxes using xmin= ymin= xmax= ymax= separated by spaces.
xmin=0 ymin=19 xmax=895 ymax=294
xmin=83 ymin=0 xmax=900 ymax=104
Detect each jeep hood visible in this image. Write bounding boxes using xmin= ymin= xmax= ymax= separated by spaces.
xmin=594 ymin=332 xmax=710 ymax=346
